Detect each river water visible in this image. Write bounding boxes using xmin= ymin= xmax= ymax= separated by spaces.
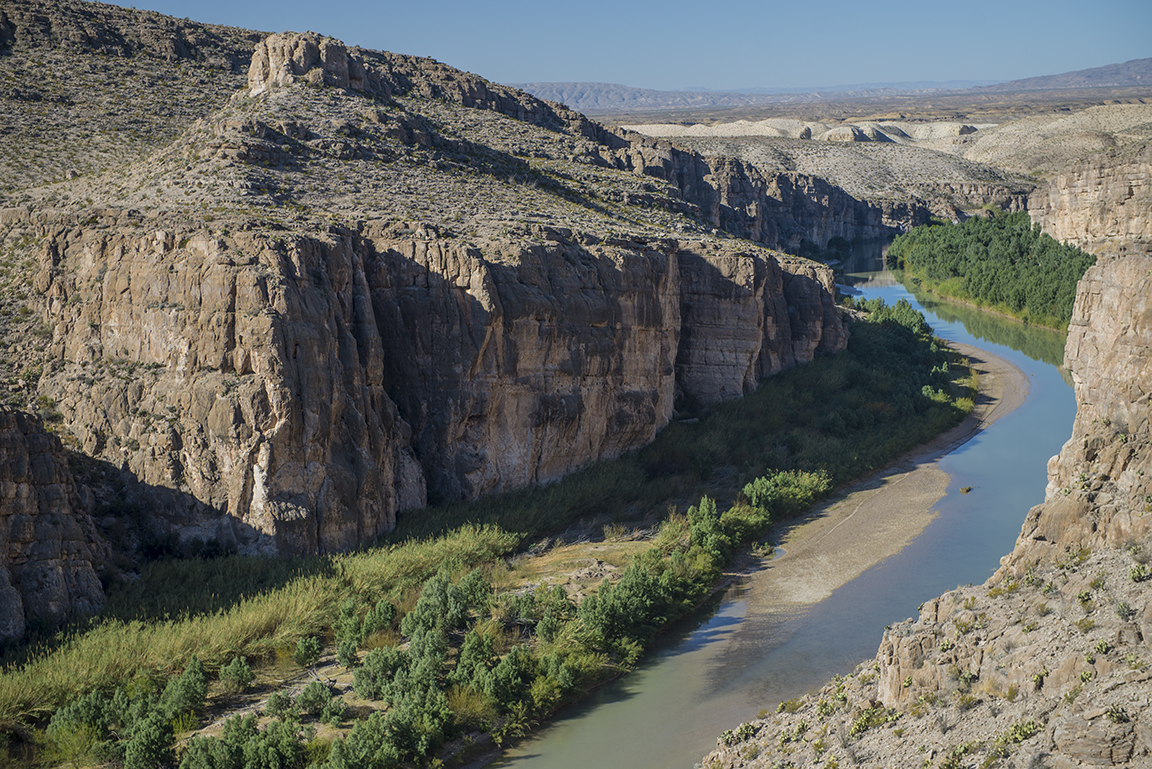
xmin=491 ymin=246 xmax=1077 ymax=769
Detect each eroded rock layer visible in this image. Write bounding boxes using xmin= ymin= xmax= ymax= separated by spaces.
xmin=29 ymin=209 xmax=842 ymax=555
xmin=1029 ymin=146 xmax=1152 ymax=257
xmin=0 ymin=408 xmax=107 ymax=643
xmin=703 ymin=255 xmax=1152 ymax=769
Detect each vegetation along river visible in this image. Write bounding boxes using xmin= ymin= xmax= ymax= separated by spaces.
xmin=489 ymin=245 xmax=1078 ymax=769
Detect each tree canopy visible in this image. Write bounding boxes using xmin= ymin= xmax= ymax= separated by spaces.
xmin=887 ymin=212 xmax=1094 ymax=329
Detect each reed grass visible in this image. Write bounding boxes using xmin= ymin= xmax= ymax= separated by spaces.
xmin=0 ymin=307 xmax=973 ymax=734
xmin=0 ymin=525 xmax=518 ymax=730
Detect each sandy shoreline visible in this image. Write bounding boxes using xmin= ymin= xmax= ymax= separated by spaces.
xmin=738 ymin=342 xmax=1031 ymax=613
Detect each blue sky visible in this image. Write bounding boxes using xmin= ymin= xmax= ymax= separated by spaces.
xmin=132 ymin=0 xmax=1150 ymax=91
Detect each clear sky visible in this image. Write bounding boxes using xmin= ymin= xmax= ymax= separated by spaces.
xmin=130 ymin=0 xmax=1151 ymax=92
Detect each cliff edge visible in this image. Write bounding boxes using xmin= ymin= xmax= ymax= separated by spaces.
xmin=1 ymin=29 xmax=846 ymax=562
xmin=703 ymin=255 xmax=1152 ymax=768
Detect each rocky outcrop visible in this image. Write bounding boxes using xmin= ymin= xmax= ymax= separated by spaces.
xmin=702 ymin=255 xmax=1152 ymax=769
xmin=0 ymin=0 xmax=259 ymax=63
xmin=34 ymin=219 xmax=429 ymax=556
xmin=1007 ymin=254 xmax=1152 ymax=567
xmin=30 ymin=211 xmax=843 ymax=554
xmin=674 ymin=245 xmax=847 ymax=403
xmin=1029 ymin=146 xmax=1152 ymax=256
xmin=247 ymin=32 xmax=570 ymax=128
xmin=242 ymin=33 xmax=921 ymax=253
xmin=0 ymin=408 xmax=107 ymax=643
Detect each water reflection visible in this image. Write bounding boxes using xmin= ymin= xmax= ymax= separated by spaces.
xmin=839 ymin=241 xmax=1069 ymax=371
xmin=494 ymin=241 xmax=1077 ymax=769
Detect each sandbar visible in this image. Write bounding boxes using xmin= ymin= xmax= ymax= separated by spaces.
xmin=739 ymin=342 xmax=1031 ymax=612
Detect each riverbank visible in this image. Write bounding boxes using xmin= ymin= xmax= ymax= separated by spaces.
xmin=733 ymin=342 xmax=1029 ymax=615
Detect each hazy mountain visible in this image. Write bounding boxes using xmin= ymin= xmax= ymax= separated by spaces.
xmin=978 ymin=57 xmax=1152 ymax=92
xmin=517 ymin=59 xmax=1152 ymax=115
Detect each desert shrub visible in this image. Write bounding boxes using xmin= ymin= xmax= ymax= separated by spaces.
xmin=294 ymin=637 xmax=322 ymax=669
xmin=219 ymin=656 xmax=254 ymax=695
xmin=337 ymin=640 xmax=359 ymax=670
xmin=265 ymin=691 xmax=296 ymax=720
xmin=742 ymin=469 xmax=831 ymax=518
xmin=124 ymin=711 xmax=174 ymax=769
xmin=353 ymin=647 xmax=409 ymax=701
xmin=297 ymin=681 xmax=331 ymax=717
xmin=159 ymin=656 xmax=207 ymax=720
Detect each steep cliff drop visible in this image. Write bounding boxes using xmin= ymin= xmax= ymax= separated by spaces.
xmin=9 ymin=32 xmax=846 ymax=560
xmin=1029 ymin=145 xmax=1152 ymax=258
xmin=0 ymin=408 xmax=108 ymax=643
xmin=703 ymin=255 xmax=1152 ymax=768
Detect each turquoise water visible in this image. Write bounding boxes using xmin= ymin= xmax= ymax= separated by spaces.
xmin=491 ymin=249 xmax=1077 ymax=769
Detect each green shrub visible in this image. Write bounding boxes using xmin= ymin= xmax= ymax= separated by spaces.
xmin=321 ymin=698 xmax=347 ymax=726
xmin=353 ymin=647 xmax=409 ymax=701
xmin=887 ymin=212 xmax=1094 ymax=328
xmin=743 ymin=470 xmax=831 ymax=517
xmin=337 ymin=640 xmax=359 ymax=670
xmin=159 ymin=656 xmax=207 ymax=720
xmin=297 ymin=681 xmax=330 ymax=717
xmin=294 ymin=637 xmax=322 ymax=669
xmin=220 ymin=656 xmax=254 ymax=695
xmin=124 ymin=711 xmax=174 ymax=769
xmin=265 ymin=691 xmax=296 ymax=720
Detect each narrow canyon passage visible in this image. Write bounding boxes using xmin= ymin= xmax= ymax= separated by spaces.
xmin=488 ymin=250 xmax=1076 ymax=769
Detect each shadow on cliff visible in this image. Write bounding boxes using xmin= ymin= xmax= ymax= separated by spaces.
xmin=68 ymin=451 xmax=338 ymax=626
xmin=367 ymin=231 xmax=681 ymax=509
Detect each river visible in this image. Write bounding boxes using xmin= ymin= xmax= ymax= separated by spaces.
xmin=490 ymin=245 xmax=1077 ymax=769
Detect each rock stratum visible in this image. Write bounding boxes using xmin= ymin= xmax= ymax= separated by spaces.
xmin=628 ymin=104 xmax=1152 ymax=257
xmin=1029 ymin=145 xmax=1152 ymax=257
xmin=703 ymin=255 xmax=1152 ymax=767
xmin=0 ymin=408 xmax=107 ymax=641
xmin=0 ymin=3 xmax=849 ymax=639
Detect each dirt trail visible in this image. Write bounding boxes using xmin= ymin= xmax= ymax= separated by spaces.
xmin=742 ymin=343 xmax=1030 ymax=611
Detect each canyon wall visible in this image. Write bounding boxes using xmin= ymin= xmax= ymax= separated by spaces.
xmin=0 ymin=408 xmax=107 ymax=643
xmin=1029 ymin=146 xmax=1152 ymax=257
xmin=704 ymin=255 xmax=1152 ymax=769
xmin=0 ymin=26 xmax=853 ymax=640
xmin=29 ymin=211 xmax=843 ymax=556
xmin=593 ymin=131 xmax=929 ymax=250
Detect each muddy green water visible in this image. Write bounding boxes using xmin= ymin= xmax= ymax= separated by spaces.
xmin=491 ymin=246 xmax=1077 ymax=769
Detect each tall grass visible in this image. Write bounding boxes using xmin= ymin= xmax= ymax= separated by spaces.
xmin=0 ymin=526 xmax=518 ymax=730
xmin=0 ymin=305 xmax=973 ymax=732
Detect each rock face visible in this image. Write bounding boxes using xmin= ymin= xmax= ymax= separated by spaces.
xmin=0 ymin=24 xmax=847 ymax=566
xmin=246 ymin=32 xmax=566 ymax=126
xmin=1009 ymin=254 xmax=1152 ymax=566
xmin=31 ymin=211 xmax=844 ymax=554
xmin=0 ymin=408 xmax=107 ymax=643
xmin=675 ymin=244 xmax=846 ymax=402
xmin=1029 ymin=146 xmax=1152 ymax=256
xmin=702 ymin=255 xmax=1152 ymax=769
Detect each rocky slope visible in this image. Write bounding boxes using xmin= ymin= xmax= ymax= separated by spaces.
xmin=630 ymin=103 xmax=1152 ymax=256
xmin=0 ymin=407 xmax=108 ymax=643
xmin=622 ymin=122 xmax=1034 ymax=233
xmin=0 ymin=0 xmax=260 ymax=195
xmin=1028 ymin=145 xmax=1152 ymax=257
xmin=702 ymin=255 xmax=1152 ymax=768
xmin=0 ymin=25 xmax=847 ymax=563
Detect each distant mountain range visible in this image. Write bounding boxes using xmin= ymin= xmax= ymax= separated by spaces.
xmin=976 ymin=57 xmax=1152 ymax=92
xmin=515 ymin=58 xmax=1152 ymax=115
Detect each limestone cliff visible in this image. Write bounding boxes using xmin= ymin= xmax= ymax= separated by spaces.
xmin=703 ymin=255 xmax=1152 ymax=769
xmin=1029 ymin=145 xmax=1152 ymax=257
xmin=0 ymin=408 xmax=107 ymax=643
xmin=2 ymin=26 xmax=846 ymax=569
xmin=27 ymin=214 xmax=843 ymax=554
